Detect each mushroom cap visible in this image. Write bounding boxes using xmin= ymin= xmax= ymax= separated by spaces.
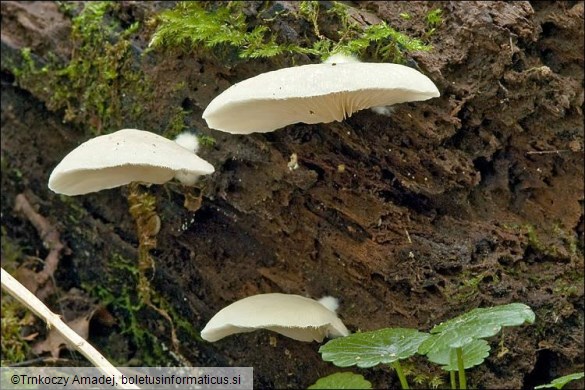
xmin=48 ymin=129 xmax=215 ymax=195
xmin=202 ymin=62 xmax=440 ymax=134
xmin=200 ymin=293 xmax=350 ymax=342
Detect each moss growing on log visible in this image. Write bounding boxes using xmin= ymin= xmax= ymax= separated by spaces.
xmin=148 ymin=1 xmax=432 ymax=63
xmin=11 ymin=2 xmax=151 ymax=135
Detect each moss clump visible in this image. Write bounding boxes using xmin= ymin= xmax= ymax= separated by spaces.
xmin=163 ymin=106 xmax=190 ymax=139
xmin=197 ymin=135 xmax=217 ymax=148
xmin=0 ymin=230 xmax=31 ymax=365
xmin=149 ymin=1 xmax=432 ymax=63
xmin=502 ymin=223 xmax=582 ymax=259
xmin=332 ymin=21 xmax=431 ymax=63
xmin=84 ymin=252 xmax=200 ymax=366
xmin=418 ymin=8 xmax=443 ymax=41
xmin=12 ymin=2 xmax=150 ymax=135
xmin=149 ymin=2 xmax=309 ymax=60
xmin=425 ymin=8 xmax=443 ymax=30
xmin=445 ymin=271 xmax=500 ymax=304
xmin=1 ymin=298 xmax=32 ymax=365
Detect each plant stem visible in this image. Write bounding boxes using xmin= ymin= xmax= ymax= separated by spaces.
xmin=450 ymin=370 xmax=457 ymax=389
xmin=391 ymin=361 xmax=409 ymax=389
xmin=456 ymin=347 xmax=467 ymax=389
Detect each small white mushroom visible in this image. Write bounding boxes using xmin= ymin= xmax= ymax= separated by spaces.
xmin=202 ymin=61 xmax=440 ymax=134
xmin=48 ymin=129 xmax=215 ymax=196
xmin=200 ymin=293 xmax=350 ymax=343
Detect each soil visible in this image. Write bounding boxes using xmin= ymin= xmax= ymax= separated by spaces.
xmin=1 ymin=1 xmax=583 ymax=389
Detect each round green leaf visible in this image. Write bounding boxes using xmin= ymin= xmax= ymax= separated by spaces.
xmin=319 ymin=328 xmax=430 ymax=368
xmin=426 ymin=339 xmax=490 ymax=371
xmin=419 ymin=303 xmax=535 ymax=353
xmin=308 ymin=372 xmax=372 ymax=389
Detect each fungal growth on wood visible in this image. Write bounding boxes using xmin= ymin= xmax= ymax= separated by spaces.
xmin=48 ymin=129 xmax=215 ymax=195
xmin=201 ymin=293 xmax=350 ymax=342
xmin=202 ymin=62 xmax=439 ymax=133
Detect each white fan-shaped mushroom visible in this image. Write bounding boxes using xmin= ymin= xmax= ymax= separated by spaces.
xmin=200 ymin=293 xmax=350 ymax=342
xmin=202 ymin=62 xmax=440 ymax=134
xmin=48 ymin=129 xmax=215 ymax=195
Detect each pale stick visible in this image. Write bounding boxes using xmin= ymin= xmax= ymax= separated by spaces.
xmin=1 ymin=268 xmax=139 ymax=389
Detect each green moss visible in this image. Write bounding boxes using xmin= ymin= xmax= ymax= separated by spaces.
xmin=1 ymin=227 xmax=24 ymax=265
xmin=446 ymin=271 xmax=500 ymax=304
xmin=294 ymin=1 xmax=433 ymax=63
xmin=149 ymin=2 xmax=308 ymax=60
xmin=0 ymin=230 xmax=30 ymax=366
xmin=525 ymin=224 xmax=545 ymax=252
xmin=163 ymin=106 xmax=190 ymax=139
xmin=423 ymin=8 xmax=443 ymax=40
xmin=1 ymin=298 xmax=31 ymax=365
xmin=89 ymin=284 xmax=172 ymax=365
xmin=336 ymin=21 xmax=430 ymax=63
xmin=425 ymin=8 xmax=443 ymax=29
xmin=149 ymin=1 xmax=431 ymax=63
xmin=503 ymin=223 xmax=581 ymax=258
xmin=12 ymin=2 xmax=151 ymax=135
xmin=552 ymin=224 xmax=580 ymax=256
xmin=198 ymin=135 xmax=217 ymax=148
xmin=0 ymin=156 xmax=24 ymax=186
xmin=82 ymin=253 xmax=183 ymax=365
xmin=11 ymin=1 xmax=433 ymax=135
xmin=411 ymin=371 xmax=446 ymax=389
xmin=400 ymin=360 xmax=446 ymax=389
xmin=0 ymin=231 xmax=30 ymax=366
xmin=552 ymin=280 xmax=581 ymax=298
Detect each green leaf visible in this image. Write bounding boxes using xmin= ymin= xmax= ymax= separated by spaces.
xmin=535 ymin=372 xmax=585 ymax=389
xmin=308 ymin=372 xmax=372 ymax=389
xmin=319 ymin=328 xmax=430 ymax=368
xmin=419 ymin=303 xmax=535 ymax=353
xmin=427 ymin=339 xmax=490 ymax=371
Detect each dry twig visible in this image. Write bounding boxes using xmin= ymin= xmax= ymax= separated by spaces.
xmin=1 ymin=268 xmax=139 ymax=389
xmin=13 ymin=193 xmax=67 ymax=299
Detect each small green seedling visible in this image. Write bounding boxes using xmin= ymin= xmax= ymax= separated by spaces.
xmin=316 ymin=303 xmax=535 ymax=389
xmin=418 ymin=303 xmax=535 ymax=389
xmin=535 ymin=372 xmax=585 ymax=389
xmin=308 ymin=372 xmax=372 ymax=389
xmin=319 ymin=328 xmax=430 ymax=389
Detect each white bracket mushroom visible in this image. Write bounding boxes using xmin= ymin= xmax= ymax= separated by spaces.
xmin=202 ymin=61 xmax=440 ymax=134
xmin=48 ymin=129 xmax=215 ymax=195
xmin=200 ymin=293 xmax=349 ymax=343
